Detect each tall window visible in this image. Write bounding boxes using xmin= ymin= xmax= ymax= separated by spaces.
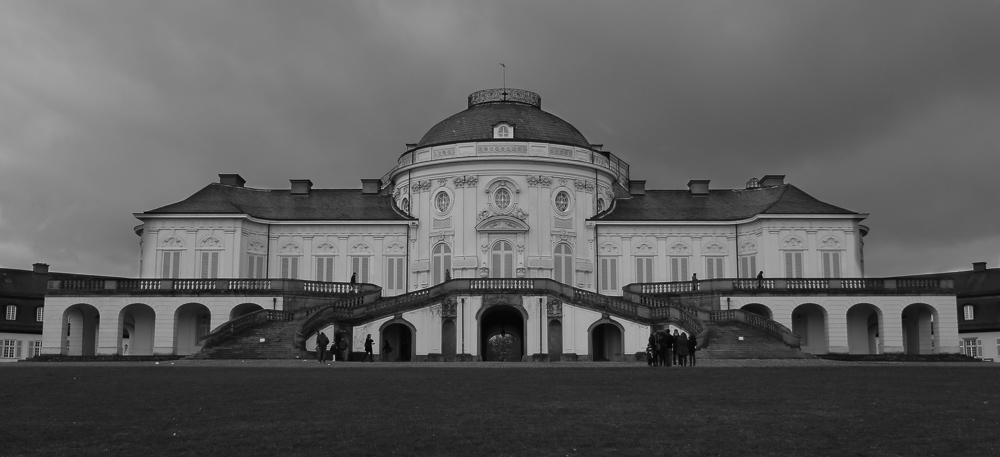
xmin=491 ymin=241 xmax=515 ymax=278
xmin=281 ymin=257 xmax=300 ymax=279
xmin=247 ymin=254 xmax=266 ymax=278
xmin=600 ymin=256 xmax=618 ymax=291
xmin=199 ymin=251 xmax=219 ymax=279
xmin=670 ymin=257 xmax=689 ymax=282
xmin=385 ymin=256 xmax=406 ymax=293
xmin=705 ymin=257 xmax=724 ymax=279
xmin=961 ymin=338 xmax=982 ymax=358
xmin=5 ymin=305 xmax=15 ymax=321
xmin=635 ymin=256 xmax=654 ymax=283
xmin=554 ymin=244 xmax=574 ymax=285
xmin=739 ymin=255 xmax=757 ymax=279
xmin=315 ymin=257 xmax=335 ymax=282
xmin=822 ymin=251 xmax=841 ymax=278
xmin=432 ymin=244 xmax=452 ymax=285
xmin=2 ymin=339 xmax=20 ymax=359
xmin=161 ymin=251 xmax=181 ymax=278
xmin=963 ymin=304 xmax=975 ymax=320
xmin=35 ymin=307 xmax=43 ymax=322
xmin=29 ymin=341 xmax=41 ymax=358
xmin=784 ymin=251 xmax=803 ymax=278
xmin=351 ymin=256 xmax=370 ymax=283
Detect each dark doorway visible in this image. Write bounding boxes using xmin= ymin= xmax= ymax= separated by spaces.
xmin=480 ymin=305 xmax=525 ymax=362
xmin=591 ymin=323 xmax=623 ymax=362
xmin=381 ymin=323 xmax=413 ymax=361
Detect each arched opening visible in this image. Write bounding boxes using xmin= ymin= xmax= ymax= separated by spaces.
xmin=380 ymin=321 xmax=414 ymax=362
xmin=741 ymin=303 xmax=773 ymax=320
xmin=432 ymin=243 xmax=452 ymax=285
xmin=553 ymin=243 xmax=573 ymax=285
xmin=479 ymin=305 xmax=525 ymax=361
xmin=791 ymin=303 xmax=828 ymax=354
xmin=589 ymin=320 xmax=624 ymax=362
xmin=846 ymin=303 xmax=882 ymax=355
xmin=119 ymin=303 xmax=156 ymax=356
xmin=230 ymin=303 xmax=263 ymax=321
xmin=902 ymin=303 xmax=937 ymax=355
xmin=547 ymin=319 xmax=562 ymax=362
xmin=62 ymin=304 xmax=100 ymax=356
xmin=174 ymin=303 xmax=212 ymax=356
xmin=442 ymin=319 xmax=457 ymax=359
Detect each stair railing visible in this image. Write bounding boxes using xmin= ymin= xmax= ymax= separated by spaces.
xmin=710 ymin=309 xmax=801 ymax=349
xmin=201 ymin=309 xmax=294 ymax=348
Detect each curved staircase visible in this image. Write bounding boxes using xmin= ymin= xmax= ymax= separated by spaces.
xmin=699 ymin=321 xmax=813 ymax=359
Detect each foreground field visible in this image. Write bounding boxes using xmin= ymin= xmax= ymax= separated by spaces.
xmin=2 ymin=361 xmax=998 ymax=456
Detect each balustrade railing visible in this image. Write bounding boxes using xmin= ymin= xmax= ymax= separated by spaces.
xmin=710 ymin=309 xmax=800 ymax=348
xmin=202 ymin=309 xmax=294 ymax=348
xmin=626 ymin=276 xmax=953 ymax=295
xmin=228 ymin=279 xmax=272 ymax=290
xmin=117 ymin=279 xmax=161 ymax=290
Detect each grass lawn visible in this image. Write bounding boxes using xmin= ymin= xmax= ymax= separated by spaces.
xmin=2 ymin=363 xmax=998 ymax=456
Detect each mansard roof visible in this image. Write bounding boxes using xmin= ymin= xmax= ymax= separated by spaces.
xmin=142 ymin=183 xmax=408 ymax=221
xmin=598 ymin=184 xmax=859 ymax=221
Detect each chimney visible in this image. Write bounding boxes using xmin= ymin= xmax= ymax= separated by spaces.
xmin=687 ymin=180 xmax=710 ymax=196
xmin=406 ymin=143 xmax=418 ymax=150
xmin=33 ymin=263 xmax=49 ymax=274
xmin=290 ymin=179 xmax=313 ymax=195
xmin=628 ymin=180 xmax=646 ymax=196
xmin=361 ymin=179 xmax=381 ymax=194
xmin=760 ymin=175 xmax=785 ymax=187
xmin=973 ymin=262 xmax=987 ymax=272
xmin=219 ymin=174 xmax=246 ymax=187
xmin=590 ymin=144 xmax=604 ymax=151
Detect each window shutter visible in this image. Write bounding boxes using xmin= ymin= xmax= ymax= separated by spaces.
xmin=832 ymin=252 xmax=841 ymax=278
xmin=387 ymin=257 xmax=396 ymax=288
xmin=200 ymin=252 xmax=209 ymax=278
xmin=281 ymin=258 xmax=289 ymax=279
xmin=15 ymin=340 xmax=22 ymax=358
xmin=162 ymin=254 xmax=171 ymax=279
xmin=172 ymin=252 xmax=180 ymax=278
xmin=671 ymin=258 xmax=679 ymax=282
xmin=211 ymin=252 xmax=219 ymax=279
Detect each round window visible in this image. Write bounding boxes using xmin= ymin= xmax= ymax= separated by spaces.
xmin=555 ymin=191 xmax=570 ymax=213
xmin=494 ymin=187 xmax=511 ymax=210
xmin=435 ymin=191 xmax=451 ymax=213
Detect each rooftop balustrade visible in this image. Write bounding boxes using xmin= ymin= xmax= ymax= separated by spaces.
xmin=625 ymin=277 xmax=955 ymax=296
xmin=47 ymin=278 xmax=382 ymax=296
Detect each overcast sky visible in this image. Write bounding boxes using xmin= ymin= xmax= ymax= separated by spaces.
xmin=1 ymin=0 xmax=998 ymax=278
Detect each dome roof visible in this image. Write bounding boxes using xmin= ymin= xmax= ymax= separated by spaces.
xmin=414 ymin=89 xmax=591 ymax=150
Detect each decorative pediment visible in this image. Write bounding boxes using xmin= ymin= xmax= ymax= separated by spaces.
xmin=599 ymin=243 xmax=621 ymax=255
xmin=384 ymin=242 xmax=406 ymax=255
xmin=198 ymin=236 xmax=223 ymax=249
xmin=703 ymin=242 xmax=726 ymax=255
xmin=668 ymin=243 xmax=691 ymax=255
xmin=476 ymin=215 xmax=529 ymax=233
xmin=633 ymin=243 xmax=655 ymax=255
xmin=279 ymin=242 xmax=302 ymax=254
xmin=161 ymin=236 xmax=184 ymax=248
xmin=350 ymin=242 xmax=373 ymax=254
xmin=739 ymin=240 xmax=757 ymax=254
xmin=248 ymin=240 xmax=266 ymax=254
xmin=820 ymin=236 xmax=843 ymax=250
xmin=314 ymin=242 xmax=338 ymax=254
xmin=782 ymin=236 xmax=805 ymax=250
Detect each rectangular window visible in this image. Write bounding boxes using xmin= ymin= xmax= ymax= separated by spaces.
xmin=351 ymin=256 xmax=370 ymax=283
xmin=161 ymin=251 xmax=181 ymax=278
xmin=30 ymin=341 xmax=42 ymax=358
xmin=964 ymin=305 xmax=975 ymax=320
xmin=822 ymin=251 xmax=841 ymax=278
xmin=385 ymin=257 xmax=405 ymax=293
xmin=199 ymin=251 xmax=219 ymax=279
xmin=36 ymin=307 xmax=43 ymax=322
xmin=962 ymin=338 xmax=982 ymax=358
xmin=670 ymin=257 xmax=689 ymax=282
xmin=705 ymin=257 xmax=724 ymax=279
xmin=315 ymin=257 xmax=335 ymax=282
xmin=2 ymin=340 xmax=21 ymax=359
xmin=247 ymin=254 xmax=266 ymax=278
xmin=5 ymin=305 xmax=15 ymax=321
xmin=280 ymin=257 xmax=300 ymax=279
xmin=784 ymin=251 xmax=803 ymax=278
xmin=600 ymin=257 xmax=618 ymax=291
xmin=635 ymin=257 xmax=654 ymax=283
xmin=739 ymin=255 xmax=757 ymax=279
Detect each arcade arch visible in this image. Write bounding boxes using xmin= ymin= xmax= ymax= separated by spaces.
xmin=741 ymin=303 xmax=773 ymax=320
xmin=792 ymin=303 xmax=828 ymax=354
xmin=588 ymin=318 xmax=624 ymax=362
xmin=119 ymin=303 xmax=156 ymax=356
xmin=479 ymin=304 xmax=525 ymax=361
xmin=380 ymin=318 xmax=416 ymax=362
xmin=230 ymin=303 xmax=263 ymax=321
xmin=62 ymin=304 xmax=100 ymax=356
xmin=901 ymin=303 xmax=937 ymax=355
xmin=846 ymin=303 xmax=882 ymax=355
xmin=174 ymin=303 xmax=212 ymax=356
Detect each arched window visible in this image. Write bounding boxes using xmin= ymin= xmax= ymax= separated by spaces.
xmin=491 ymin=240 xmax=515 ymax=278
xmin=432 ymin=243 xmax=452 ymax=285
xmin=553 ymin=243 xmax=573 ymax=285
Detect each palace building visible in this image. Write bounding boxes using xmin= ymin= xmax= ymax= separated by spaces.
xmin=40 ymin=88 xmax=958 ymax=361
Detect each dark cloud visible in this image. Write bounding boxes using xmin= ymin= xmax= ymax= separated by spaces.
xmin=0 ymin=0 xmax=997 ymax=277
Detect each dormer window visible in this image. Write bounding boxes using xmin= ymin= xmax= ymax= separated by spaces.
xmin=493 ymin=122 xmax=513 ymax=139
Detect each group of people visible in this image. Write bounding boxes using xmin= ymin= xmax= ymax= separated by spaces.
xmin=314 ymin=331 xmax=350 ymax=363
xmin=646 ymin=329 xmax=697 ymax=367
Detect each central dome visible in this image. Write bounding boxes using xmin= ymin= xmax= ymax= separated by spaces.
xmin=414 ymin=88 xmax=591 ymax=150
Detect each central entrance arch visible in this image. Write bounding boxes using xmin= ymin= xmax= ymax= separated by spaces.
xmin=479 ymin=304 xmax=525 ymax=362
xmin=589 ymin=319 xmax=624 ymax=362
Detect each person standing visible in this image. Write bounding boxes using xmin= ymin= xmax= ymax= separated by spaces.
xmin=676 ymin=332 xmax=690 ymax=367
xmin=671 ymin=329 xmax=681 ymax=365
xmin=364 ymin=334 xmax=374 ymax=362
xmin=315 ymin=331 xmax=330 ymax=363
xmin=382 ymin=339 xmax=393 ymax=362
xmin=687 ymin=333 xmax=697 ymax=367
